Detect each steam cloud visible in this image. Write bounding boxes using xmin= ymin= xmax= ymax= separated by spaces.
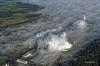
xmin=45 ymin=32 xmax=72 ymax=52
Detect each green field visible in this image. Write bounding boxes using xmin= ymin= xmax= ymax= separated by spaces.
xmin=0 ymin=54 xmax=7 ymax=65
xmin=0 ymin=0 xmax=42 ymax=27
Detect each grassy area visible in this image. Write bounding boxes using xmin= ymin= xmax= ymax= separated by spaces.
xmin=0 ymin=0 xmax=20 ymax=12
xmin=0 ymin=54 xmax=7 ymax=65
xmin=0 ymin=0 xmax=42 ymax=27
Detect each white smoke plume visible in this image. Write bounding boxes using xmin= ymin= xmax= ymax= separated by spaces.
xmin=77 ymin=20 xmax=87 ymax=30
xmin=45 ymin=32 xmax=72 ymax=52
xmin=73 ymin=16 xmax=88 ymax=31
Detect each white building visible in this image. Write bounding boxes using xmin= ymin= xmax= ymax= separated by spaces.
xmin=4 ymin=64 xmax=9 ymax=66
xmin=16 ymin=59 xmax=28 ymax=64
xmin=23 ymin=53 xmax=33 ymax=58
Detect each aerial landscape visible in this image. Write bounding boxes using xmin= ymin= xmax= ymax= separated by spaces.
xmin=0 ymin=0 xmax=100 ymax=66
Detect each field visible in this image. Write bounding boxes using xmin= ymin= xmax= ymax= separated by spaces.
xmin=0 ymin=54 xmax=7 ymax=65
xmin=0 ymin=0 xmax=43 ymax=27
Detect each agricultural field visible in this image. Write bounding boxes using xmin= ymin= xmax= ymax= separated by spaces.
xmin=0 ymin=0 xmax=43 ymax=27
xmin=0 ymin=54 xmax=7 ymax=65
